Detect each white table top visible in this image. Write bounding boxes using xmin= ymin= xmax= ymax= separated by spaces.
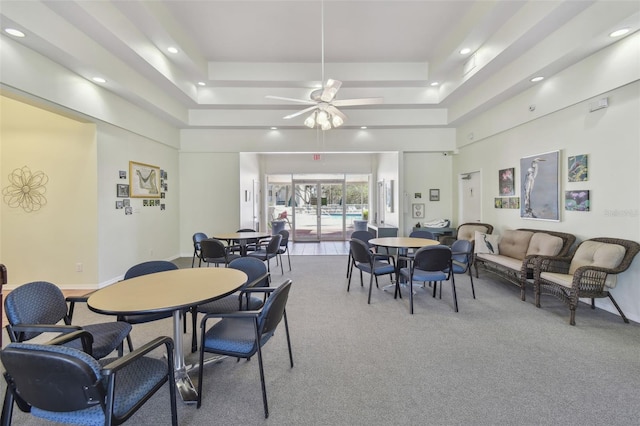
xmin=212 ymin=232 xmax=271 ymax=240
xmin=369 ymin=237 xmax=440 ymax=249
xmin=87 ymin=267 xmax=247 ymax=315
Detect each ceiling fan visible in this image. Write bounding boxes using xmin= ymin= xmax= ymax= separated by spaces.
xmin=266 ymin=1 xmax=383 ymax=129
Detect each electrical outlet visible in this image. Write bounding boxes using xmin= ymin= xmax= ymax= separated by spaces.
xmin=75 ymin=263 xmax=83 ymax=272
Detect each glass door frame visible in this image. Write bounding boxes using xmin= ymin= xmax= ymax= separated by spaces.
xmin=291 ymin=179 xmax=346 ymax=242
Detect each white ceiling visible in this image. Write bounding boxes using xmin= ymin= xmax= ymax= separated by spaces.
xmin=1 ymin=0 xmax=638 ymax=130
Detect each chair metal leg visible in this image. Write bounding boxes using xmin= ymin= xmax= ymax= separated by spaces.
xmin=367 ymin=274 xmax=374 ymax=304
xmin=286 ymin=251 xmax=291 ymax=271
xmin=126 ymin=334 xmax=134 ymax=353
xmin=468 ymin=268 xmax=476 ymax=299
xmin=346 ymin=253 xmax=352 ymax=278
xmin=451 ymin=274 xmax=458 ymax=312
xmin=409 ymin=278 xmax=414 ymax=314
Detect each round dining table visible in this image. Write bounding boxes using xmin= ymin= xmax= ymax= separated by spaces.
xmin=87 ymin=267 xmax=247 ymax=404
xmin=212 ymin=231 xmax=272 ymax=256
xmin=368 ymin=237 xmax=441 ymax=297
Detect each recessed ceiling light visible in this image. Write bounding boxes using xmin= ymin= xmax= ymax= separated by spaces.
xmin=92 ymin=77 xmax=106 ymax=83
xmin=430 ymin=82 xmax=439 ymax=87
xmin=270 ymin=127 xmax=278 ymax=130
xmin=530 ymin=76 xmax=544 ymax=82
xmin=459 ymin=48 xmax=471 ymax=55
xmin=197 ymin=81 xmax=206 ymax=86
xmin=609 ymin=28 xmax=629 ymax=38
xmin=167 ymin=47 xmax=178 ymax=54
xmin=360 ymin=126 xmax=367 ymax=130
xmin=5 ymin=28 xmax=25 ymax=38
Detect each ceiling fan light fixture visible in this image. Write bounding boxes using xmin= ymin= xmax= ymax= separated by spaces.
xmin=316 ymin=110 xmax=329 ymax=125
xmin=321 ymin=121 xmax=332 ymax=131
xmin=331 ymin=114 xmax=344 ymax=127
xmin=304 ymin=112 xmax=316 ymax=128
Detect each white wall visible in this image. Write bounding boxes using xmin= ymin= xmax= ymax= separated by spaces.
xmin=1 ymin=97 xmax=98 ymax=287
xmin=179 ymin=152 xmax=241 ymax=257
xmin=403 ymin=153 xmax=453 ymax=235
xmin=96 ymin=123 xmax=180 ymax=285
xmin=453 ymin=85 xmax=640 ymax=321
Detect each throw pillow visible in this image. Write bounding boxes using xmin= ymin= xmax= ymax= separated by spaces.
xmin=475 ymin=231 xmax=500 ymax=254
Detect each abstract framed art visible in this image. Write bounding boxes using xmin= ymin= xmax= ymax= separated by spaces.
xmin=129 ymin=161 xmax=161 ymax=198
xmin=520 ymin=150 xmax=560 ymax=221
xmin=568 ymin=154 xmax=588 ymax=182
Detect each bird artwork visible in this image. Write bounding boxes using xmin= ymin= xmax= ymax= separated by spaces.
xmin=522 ymin=157 xmax=545 ymax=218
xmin=135 ymin=168 xmax=159 ymax=194
xmin=483 ymin=234 xmax=496 ymax=254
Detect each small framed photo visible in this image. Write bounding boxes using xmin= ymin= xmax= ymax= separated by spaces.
xmin=143 ymin=200 xmax=149 ymax=206
xmin=414 ymin=192 xmax=422 ymax=199
xmin=429 ymin=189 xmax=440 ymax=201
xmin=125 ymin=206 xmax=133 ymax=215
xmin=115 ymin=200 xmax=124 ymax=209
xmin=119 ymin=170 xmax=127 ymax=179
xmin=117 ymin=184 xmax=129 ymax=198
xmin=161 ymin=192 xmax=165 ymax=199
xmin=412 ymin=203 xmax=425 ymax=218
xmin=122 ymin=199 xmax=130 ymax=207
xmin=160 ymin=204 xmax=166 ymax=211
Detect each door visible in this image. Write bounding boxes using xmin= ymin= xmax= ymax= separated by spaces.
xmin=292 ymin=181 xmax=319 ymax=241
xmin=459 ymin=171 xmax=482 ymax=223
xmin=292 ymin=180 xmax=346 ymax=241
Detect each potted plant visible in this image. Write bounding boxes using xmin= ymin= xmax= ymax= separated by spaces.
xmin=361 ymin=208 xmax=369 ymax=221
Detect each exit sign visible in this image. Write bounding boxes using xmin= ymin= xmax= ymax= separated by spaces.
xmin=313 ymin=154 xmax=321 ymax=161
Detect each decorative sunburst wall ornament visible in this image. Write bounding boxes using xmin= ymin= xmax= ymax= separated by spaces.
xmin=2 ymin=166 xmax=49 ymax=212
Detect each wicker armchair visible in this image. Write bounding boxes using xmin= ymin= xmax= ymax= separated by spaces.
xmin=440 ymin=222 xmax=494 ymax=278
xmin=534 ymin=237 xmax=640 ymax=325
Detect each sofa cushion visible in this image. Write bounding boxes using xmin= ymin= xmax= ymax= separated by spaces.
xmin=497 ymin=230 xmax=533 ymax=260
xmin=568 ymin=241 xmax=625 ymax=288
xmin=475 ymin=231 xmax=500 ymax=254
xmin=476 ymin=253 xmax=523 ymax=271
xmin=458 ymin=224 xmax=492 ymax=242
xmin=526 ymin=233 xmax=564 ymax=257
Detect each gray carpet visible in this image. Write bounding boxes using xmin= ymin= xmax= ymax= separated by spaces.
xmin=3 ymin=255 xmax=640 ymax=425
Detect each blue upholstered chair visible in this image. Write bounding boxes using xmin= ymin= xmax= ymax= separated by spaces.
xmin=190 ymin=257 xmax=270 ymax=352
xmin=196 ymin=280 xmax=294 ymax=418
xmin=348 ymin=238 xmax=396 ymax=304
xmin=346 ymin=230 xmax=376 ymax=279
xmin=200 ymin=238 xmax=242 ymax=267
xmin=4 ymin=281 xmax=131 ymax=359
xmin=120 ymin=260 xmax=181 ymax=352
xmin=446 ymin=239 xmax=476 ymax=299
xmin=0 ymin=330 xmax=177 ymax=426
xmin=192 ymin=232 xmax=208 ymax=267
xmin=276 ymin=229 xmax=292 ymax=271
xmin=400 ymin=245 xmax=456 ymax=314
xmin=248 ymin=233 xmax=283 ymax=276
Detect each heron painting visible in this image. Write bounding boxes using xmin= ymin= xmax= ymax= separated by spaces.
xmin=519 ymin=151 xmax=560 ymax=221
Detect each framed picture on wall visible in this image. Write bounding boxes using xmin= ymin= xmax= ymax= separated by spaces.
xmin=520 ymin=150 xmax=560 ymax=221
xmin=116 ymin=184 xmax=129 ymax=198
xmin=129 ymin=161 xmax=161 ymax=198
xmin=499 ymin=167 xmax=515 ymax=196
xmin=565 ymin=190 xmax=590 ymax=211
xmin=412 ymin=203 xmax=425 ymax=218
xmin=429 ymin=189 xmax=440 ymax=201
xmin=568 ymin=154 xmax=588 ymax=182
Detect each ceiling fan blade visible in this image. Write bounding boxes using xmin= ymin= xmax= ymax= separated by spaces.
xmin=332 ymin=97 xmax=384 ymax=107
xmin=320 ymin=79 xmax=342 ymax=102
xmin=265 ymin=95 xmax=316 ymax=105
xmin=326 ymin=105 xmax=347 ymax=120
xmin=283 ymin=105 xmax=318 ymax=119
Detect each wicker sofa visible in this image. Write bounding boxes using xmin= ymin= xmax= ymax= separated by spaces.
xmin=474 ymin=228 xmax=576 ymax=301
xmin=534 ymin=237 xmax=640 ymax=325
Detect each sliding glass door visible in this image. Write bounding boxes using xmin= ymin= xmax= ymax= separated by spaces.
xmin=267 ymin=174 xmax=369 ymax=242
